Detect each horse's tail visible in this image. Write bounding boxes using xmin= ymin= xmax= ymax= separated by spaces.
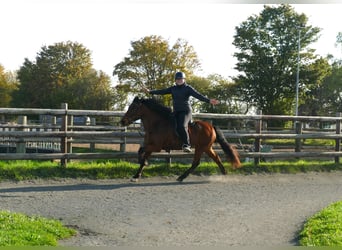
xmin=214 ymin=126 xmax=241 ymax=169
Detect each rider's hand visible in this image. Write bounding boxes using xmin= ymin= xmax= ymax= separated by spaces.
xmin=142 ymin=86 xmax=150 ymax=94
xmin=210 ymin=99 xmax=220 ymax=105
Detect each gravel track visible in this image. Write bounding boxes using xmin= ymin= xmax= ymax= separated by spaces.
xmin=1 ymin=172 xmax=342 ymax=246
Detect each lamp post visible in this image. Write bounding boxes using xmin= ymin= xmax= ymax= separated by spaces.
xmin=294 ymin=28 xmax=302 ymax=153
xmin=295 ymin=28 xmax=301 ymax=116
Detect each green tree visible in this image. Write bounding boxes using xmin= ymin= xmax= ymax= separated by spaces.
xmin=188 ymin=74 xmax=245 ymax=128
xmin=188 ymin=74 xmax=244 ymax=114
xmin=62 ymin=70 xmax=114 ymax=110
xmin=333 ymin=32 xmax=342 ymax=66
xmin=204 ymin=74 xmax=245 ymax=114
xmin=185 ymin=75 xmax=212 ymax=112
xmin=13 ymin=41 xmax=114 ymax=110
xmin=113 ymin=35 xmax=201 ymax=105
xmin=297 ymin=57 xmax=332 ymax=116
xmin=0 ymin=65 xmax=18 ymax=107
xmin=113 ymin=84 xmax=130 ymax=111
xmin=305 ymin=61 xmax=341 ymax=116
xmin=336 ymin=32 xmax=342 ymax=53
xmin=233 ymin=4 xmax=328 ymax=118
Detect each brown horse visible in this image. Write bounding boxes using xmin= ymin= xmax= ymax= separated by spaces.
xmin=120 ymin=97 xmax=241 ymax=182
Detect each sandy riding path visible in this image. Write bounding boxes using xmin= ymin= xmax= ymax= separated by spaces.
xmin=1 ymin=172 xmax=342 ymax=246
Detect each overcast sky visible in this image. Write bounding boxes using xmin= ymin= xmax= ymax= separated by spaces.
xmin=1 ymin=1 xmax=341 ymax=83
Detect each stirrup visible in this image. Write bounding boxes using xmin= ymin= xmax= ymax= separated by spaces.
xmin=182 ymin=144 xmax=192 ymax=153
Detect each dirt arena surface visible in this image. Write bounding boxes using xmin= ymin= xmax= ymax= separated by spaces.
xmin=1 ymin=172 xmax=342 ymax=247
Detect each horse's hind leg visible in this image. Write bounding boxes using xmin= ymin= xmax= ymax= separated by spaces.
xmin=206 ymin=147 xmax=227 ymax=175
xmin=177 ymin=151 xmax=202 ymax=182
xmin=132 ymin=147 xmax=151 ymax=181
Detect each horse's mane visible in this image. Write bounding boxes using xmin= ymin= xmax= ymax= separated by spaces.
xmin=141 ymin=97 xmax=172 ymax=119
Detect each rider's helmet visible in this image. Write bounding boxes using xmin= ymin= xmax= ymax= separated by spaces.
xmin=175 ymin=71 xmax=186 ymax=80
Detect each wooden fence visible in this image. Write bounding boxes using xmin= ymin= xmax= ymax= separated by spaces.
xmin=1 ymin=103 xmax=342 ymax=166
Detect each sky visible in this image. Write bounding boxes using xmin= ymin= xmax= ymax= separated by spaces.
xmin=1 ymin=0 xmax=342 ymax=84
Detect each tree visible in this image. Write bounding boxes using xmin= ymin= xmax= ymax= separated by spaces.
xmin=302 ymin=60 xmax=341 ymax=117
xmin=333 ymin=32 xmax=342 ymax=66
xmin=233 ymin=4 xmax=329 ymax=118
xmin=0 ymin=64 xmax=18 ymax=107
xmin=184 ymin=75 xmax=212 ymax=113
xmin=299 ymin=32 xmax=342 ymax=118
xmin=113 ymin=35 xmax=201 ymax=105
xmin=297 ymin=57 xmax=331 ymax=115
xmin=62 ymin=70 xmax=115 ymax=110
xmin=13 ymin=41 xmax=114 ymax=110
xmin=336 ymin=32 xmax=342 ymax=53
xmin=188 ymin=74 xmax=244 ymax=113
xmin=113 ymin=84 xmax=130 ymax=111
xmin=188 ymin=74 xmax=246 ymax=128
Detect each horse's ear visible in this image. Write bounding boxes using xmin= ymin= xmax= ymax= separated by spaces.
xmin=133 ymin=96 xmax=140 ymax=102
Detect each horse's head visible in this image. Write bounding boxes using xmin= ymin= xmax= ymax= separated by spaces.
xmin=120 ymin=97 xmax=143 ymax=126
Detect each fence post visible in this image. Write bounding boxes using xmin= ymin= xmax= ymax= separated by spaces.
xmin=120 ymin=127 xmax=127 ymax=152
xmin=52 ymin=116 xmax=57 ymax=127
xmin=90 ymin=118 xmax=96 ymax=152
xmin=295 ymin=121 xmax=302 ymax=153
xmin=67 ymin=115 xmax=73 ymax=161
xmin=166 ymin=151 xmax=172 ymax=166
xmin=254 ymin=110 xmax=262 ymax=165
xmin=16 ymin=115 xmax=27 ymax=153
xmin=60 ymin=103 xmax=68 ymax=167
xmin=335 ymin=112 xmax=341 ymax=163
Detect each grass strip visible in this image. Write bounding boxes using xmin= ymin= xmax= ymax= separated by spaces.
xmin=0 ymin=210 xmax=76 ymax=246
xmin=300 ymin=201 xmax=342 ymax=246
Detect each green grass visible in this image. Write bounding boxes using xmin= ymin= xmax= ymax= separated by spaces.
xmin=300 ymin=201 xmax=342 ymax=246
xmin=0 ymin=160 xmax=138 ymax=181
xmin=264 ymin=138 xmax=335 ymax=146
xmin=1 ymin=159 xmax=342 ymax=246
xmin=1 ymin=159 xmax=342 ymax=181
xmin=238 ymin=160 xmax=342 ymax=174
xmin=0 ymin=160 xmax=228 ymax=181
xmin=0 ymin=210 xmax=76 ymax=246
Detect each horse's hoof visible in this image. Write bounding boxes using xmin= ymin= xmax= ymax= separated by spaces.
xmin=176 ymin=177 xmax=184 ymax=182
xmin=130 ymin=178 xmax=139 ymax=182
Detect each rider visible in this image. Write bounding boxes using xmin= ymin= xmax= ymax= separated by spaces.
xmin=142 ymin=71 xmax=220 ymax=153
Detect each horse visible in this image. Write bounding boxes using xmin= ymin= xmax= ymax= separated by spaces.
xmin=120 ymin=96 xmax=241 ymax=182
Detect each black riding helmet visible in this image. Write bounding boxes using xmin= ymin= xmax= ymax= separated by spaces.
xmin=175 ymin=71 xmax=186 ymax=80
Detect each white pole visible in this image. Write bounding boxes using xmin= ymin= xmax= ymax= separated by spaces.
xmin=295 ymin=29 xmax=301 ymax=116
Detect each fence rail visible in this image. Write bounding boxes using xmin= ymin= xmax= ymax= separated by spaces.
xmin=1 ymin=104 xmax=342 ymax=166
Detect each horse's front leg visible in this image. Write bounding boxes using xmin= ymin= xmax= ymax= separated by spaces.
xmin=131 ymin=146 xmax=152 ymax=181
xmin=137 ymin=146 xmax=148 ymax=166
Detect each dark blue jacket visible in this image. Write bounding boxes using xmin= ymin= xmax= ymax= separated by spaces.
xmin=149 ymin=83 xmax=210 ymax=112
